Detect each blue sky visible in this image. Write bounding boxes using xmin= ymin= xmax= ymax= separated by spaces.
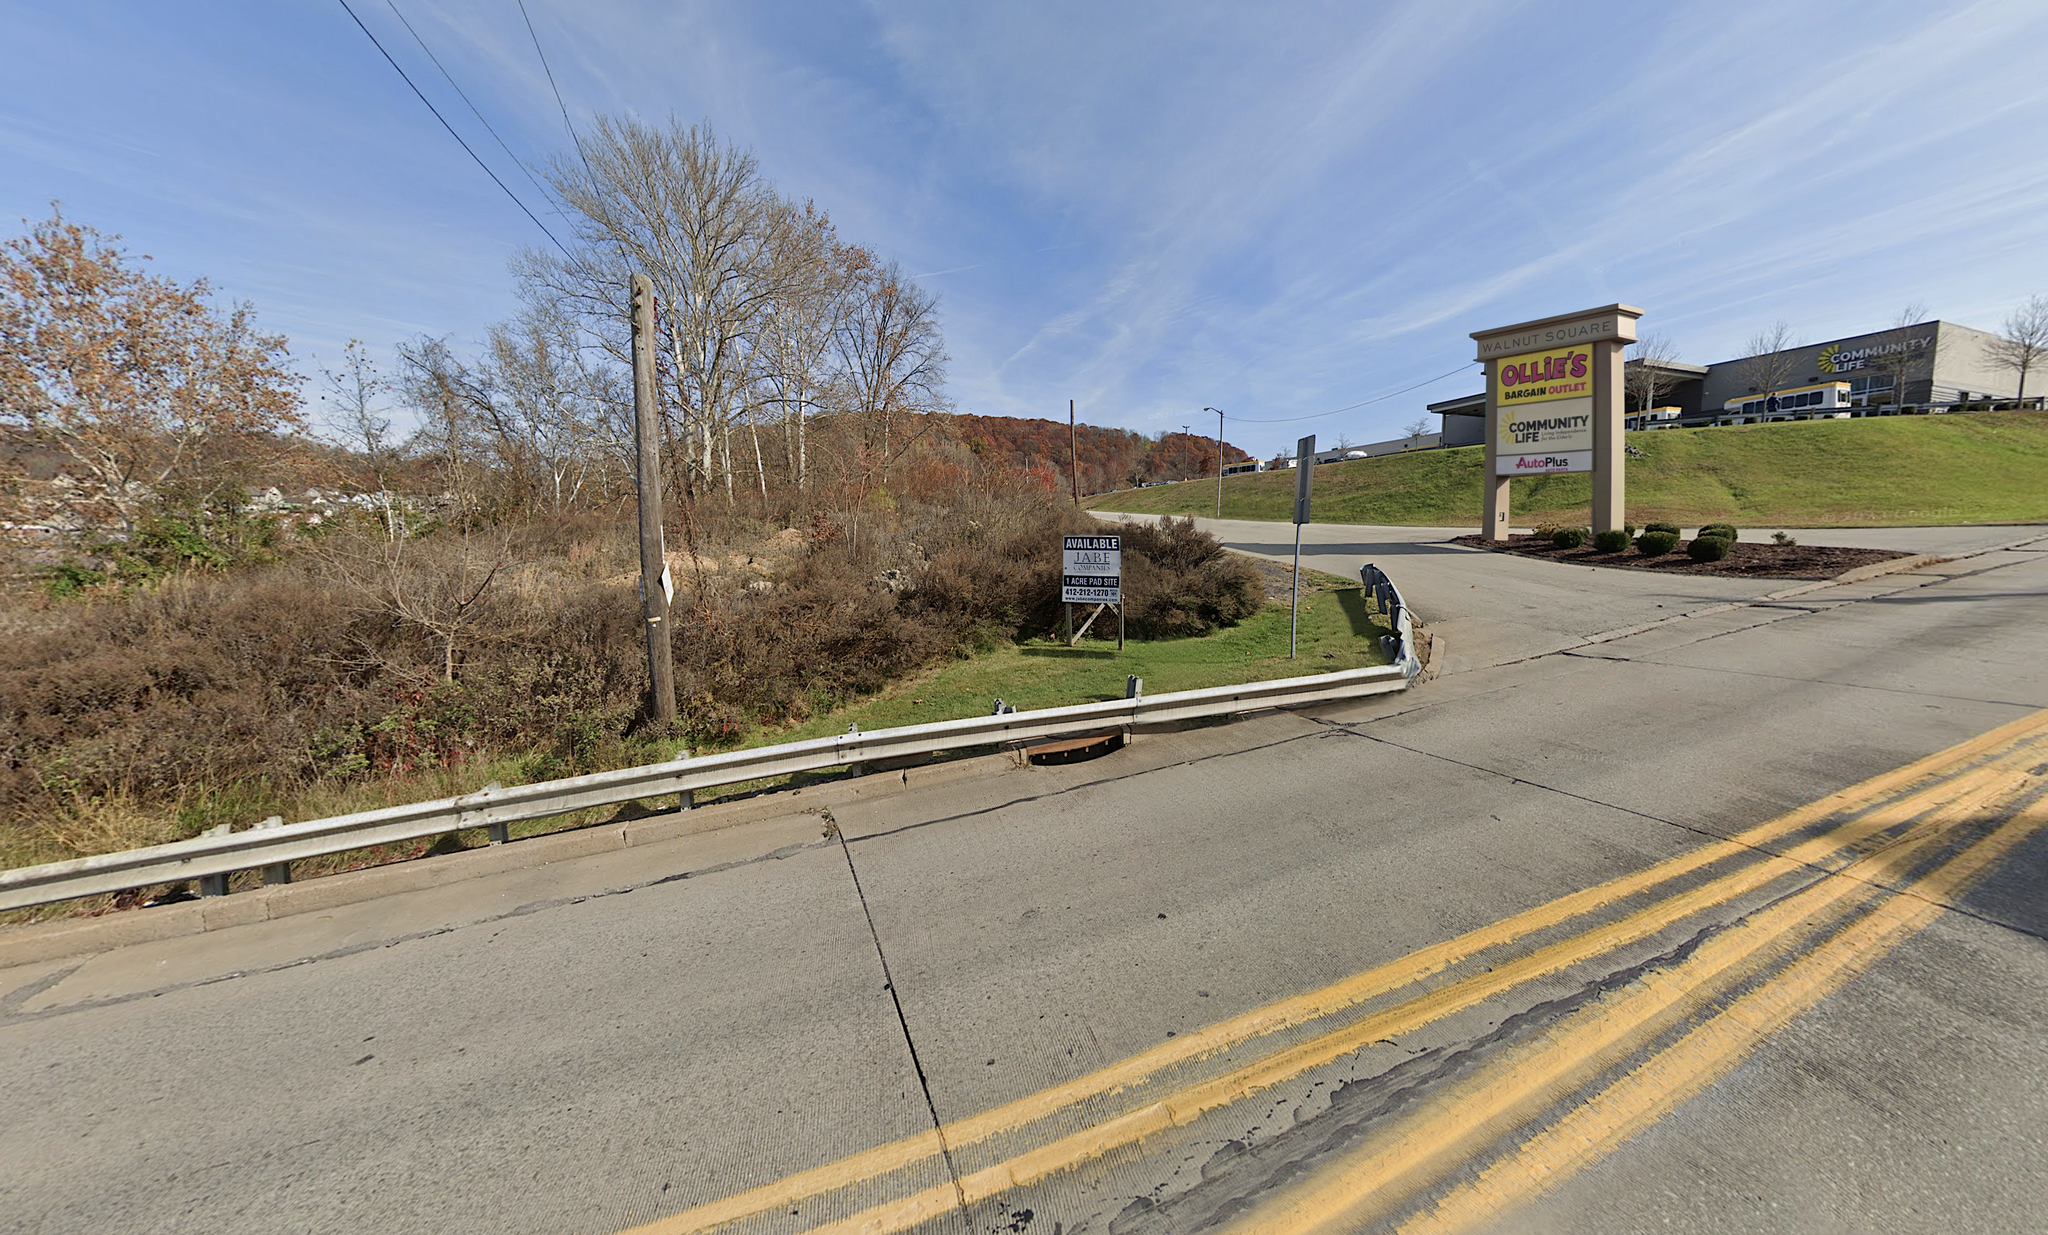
xmin=4 ymin=0 xmax=2046 ymax=457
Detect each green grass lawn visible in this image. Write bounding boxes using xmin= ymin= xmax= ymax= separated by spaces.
xmin=758 ymin=574 xmax=1388 ymax=747
xmin=1090 ymin=411 xmax=2048 ymax=528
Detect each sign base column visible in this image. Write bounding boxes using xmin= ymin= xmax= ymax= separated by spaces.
xmin=1590 ymin=337 xmax=1626 ymax=534
xmin=1483 ymin=474 xmax=1511 ymax=542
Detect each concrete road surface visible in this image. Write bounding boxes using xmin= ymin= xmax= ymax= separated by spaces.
xmin=1098 ymin=515 xmax=2041 ymax=671
xmin=2 ymin=523 xmax=2044 ymax=1235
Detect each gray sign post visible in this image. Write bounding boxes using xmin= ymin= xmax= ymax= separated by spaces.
xmin=1291 ymin=434 xmax=1314 ymax=658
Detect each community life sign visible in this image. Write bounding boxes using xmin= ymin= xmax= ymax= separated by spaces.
xmin=1061 ymin=535 xmax=1122 ymax=604
xmin=1496 ymin=343 xmax=1594 ymax=475
xmin=1472 ymin=304 xmax=1643 ymax=540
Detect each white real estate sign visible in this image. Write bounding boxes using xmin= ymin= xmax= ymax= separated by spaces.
xmin=1062 ymin=535 xmax=1122 ymax=604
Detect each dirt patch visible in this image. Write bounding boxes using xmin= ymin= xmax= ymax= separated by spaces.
xmin=1242 ymin=555 xmax=1356 ymax=601
xmin=1452 ymin=534 xmax=1914 ymax=580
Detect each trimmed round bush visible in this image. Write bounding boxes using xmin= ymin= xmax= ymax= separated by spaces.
xmin=1697 ymin=523 xmax=1738 ymax=541
xmin=1551 ymin=527 xmax=1587 ymax=549
xmin=1688 ymin=534 xmax=1734 ymax=562
xmin=1623 ymin=522 xmax=1638 ymax=536
xmin=1645 ymin=521 xmax=1681 ymax=536
xmin=1592 ymin=529 xmax=1631 ymax=554
xmin=1635 ymin=530 xmax=1680 ymax=556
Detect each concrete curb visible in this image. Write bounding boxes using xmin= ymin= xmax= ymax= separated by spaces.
xmin=1830 ymin=552 xmax=1945 ymax=584
xmin=0 ymin=751 xmax=1013 ymax=969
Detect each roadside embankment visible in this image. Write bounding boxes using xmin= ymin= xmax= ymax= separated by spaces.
xmin=1089 ymin=412 xmax=2048 ymax=528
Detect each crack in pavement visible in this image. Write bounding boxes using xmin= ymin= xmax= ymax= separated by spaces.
xmin=830 ymin=808 xmax=975 ymax=1233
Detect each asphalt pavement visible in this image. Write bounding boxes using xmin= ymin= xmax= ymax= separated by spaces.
xmin=2 ymin=520 xmax=2043 ymax=1235
xmin=1099 ymin=515 xmax=2039 ymax=671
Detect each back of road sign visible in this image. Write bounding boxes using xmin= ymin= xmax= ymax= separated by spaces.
xmin=1293 ymin=434 xmax=1315 ymax=525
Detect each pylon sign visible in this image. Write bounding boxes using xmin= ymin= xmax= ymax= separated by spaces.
xmin=1472 ymin=305 xmax=1642 ymax=540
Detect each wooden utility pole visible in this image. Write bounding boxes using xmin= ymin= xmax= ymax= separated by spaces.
xmin=1212 ymin=406 xmax=1225 ymax=518
xmin=632 ymin=273 xmax=677 ymax=724
xmin=1069 ymin=399 xmax=1079 ymax=506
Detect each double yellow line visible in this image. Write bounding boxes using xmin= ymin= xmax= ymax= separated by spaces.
xmin=1225 ymin=750 xmax=2046 ymax=1234
xmin=620 ymin=709 xmax=2048 ymax=1235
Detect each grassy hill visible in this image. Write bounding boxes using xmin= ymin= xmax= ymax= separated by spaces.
xmin=1088 ymin=412 xmax=2048 ymax=528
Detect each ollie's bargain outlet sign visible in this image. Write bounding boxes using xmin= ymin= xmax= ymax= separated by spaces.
xmin=1472 ymin=304 xmax=1642 ymax=539
xmin=1496 ymin=344 xmax=1594 ymax=474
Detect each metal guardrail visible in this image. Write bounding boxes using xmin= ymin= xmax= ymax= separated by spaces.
xmin=1362 ymin=561 xmax=1423 ymax=679
xmin=0 ymin=569 xmax=1427 ymax=914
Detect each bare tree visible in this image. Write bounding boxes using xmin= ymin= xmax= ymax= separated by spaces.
xmin=1624 ymin=332 xmax=1683 ymax=414
xmin=1873 ymin=303 xmax=1929 ymax=411
xmin=1987 ymin=293 xmax=2048 ymax=401
xmin=323 ymin=525 xmax=510 ymax=683
xmin=1402 ymin=416 xmax=1433 ymax=440
xmin=1734 ymin=321 xmax=1802 ymax=409
xmin=518 ymin=118 xmax=785 ymax=504
xmin=504 ymin=117 xmax=958 ymax=514
xmin=396 ymin=336 xmax=494 ymax=527
xmin=834 ymin=251 xmax=948 ymax=488
xmin=318 ymin=340 xmax=400 ymax=540
xmin=757 ymin=202 xmax=847 ymax=497
xmin=483 ymin=303 xmax=622 ymax=513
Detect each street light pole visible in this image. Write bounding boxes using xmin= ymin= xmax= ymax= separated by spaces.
xmin=1205 ymin=406 xmax=1224 ymax=518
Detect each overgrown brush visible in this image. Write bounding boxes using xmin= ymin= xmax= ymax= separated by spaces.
xmin=1 ymin=495 xmax=1262 ymax=863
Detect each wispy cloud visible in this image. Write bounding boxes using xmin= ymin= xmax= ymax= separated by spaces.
xmin=3 ymin=1 xmax=2045 ymax=453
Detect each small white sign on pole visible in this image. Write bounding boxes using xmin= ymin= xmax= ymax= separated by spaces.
xmin=1062 ymin=535 xmax=1122 ymax=604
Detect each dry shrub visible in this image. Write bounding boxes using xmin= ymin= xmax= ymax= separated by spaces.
xmin=0 ymin=494 xmax=1263 ymax=859
xmin=1116 ymin=516 xmax=1264 ymax=638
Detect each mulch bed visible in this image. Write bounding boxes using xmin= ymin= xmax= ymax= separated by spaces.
xmin=1451 ymin=534 xmax=1914 ymax=580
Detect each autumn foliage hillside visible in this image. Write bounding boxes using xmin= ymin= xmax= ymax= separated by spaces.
xmin=940 ymin=413 xmax=1251 ymax=495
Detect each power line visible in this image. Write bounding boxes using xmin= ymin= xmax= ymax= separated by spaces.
xmin=1222 ymin=363 xmax=1480 ymax=424
xmin=333 ymin=0 xmax=571 ymax=258
xmin=382 ymin=0 xmax=554 ymax=202
xmin=517 ymin=0 xmax=590 ymax=172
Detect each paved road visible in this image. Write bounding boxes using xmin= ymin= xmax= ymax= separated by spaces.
xmin=1099 ymin=514 xmax=2044 ymax=672
xmin=2 ymin=527 xmax=2045 ymax=1235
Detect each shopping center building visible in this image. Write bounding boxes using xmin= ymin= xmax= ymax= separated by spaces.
xmin=1431 ymin=317 xmax=2037 ymax=440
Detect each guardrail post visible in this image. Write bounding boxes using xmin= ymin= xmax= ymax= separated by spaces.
xmin=197 ymin=823 xmax=234 ymax=897
xmin=474 ymin=782 xmax=509 ymax=845
xmin=253 ymin=816 xmax=290 ymax=884
xmin=1126 ymin=675 xmax=1143 ymax=700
